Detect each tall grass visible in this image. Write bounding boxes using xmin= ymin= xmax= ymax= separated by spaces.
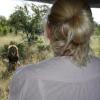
xmin=0 ymin=33 xmax=24 ymax=48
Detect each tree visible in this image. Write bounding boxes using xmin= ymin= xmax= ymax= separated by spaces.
xmin=9 ymin=7 xmax=27 ymax=35
xmin=31 ymin=4 xmax=49 ymax=35
xmin=8 ymin=4 xmax=49 ymax=44
xmin=94 ymin=23 xmax=100 ymax=36
xmin=0 ymin=16 xmax=7 ymax=27
xmin=0 ymin=16 xmax=9 ymax=35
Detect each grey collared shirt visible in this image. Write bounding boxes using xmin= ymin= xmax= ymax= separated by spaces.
xmin=9 ymin=56 xmax=100 ymax=100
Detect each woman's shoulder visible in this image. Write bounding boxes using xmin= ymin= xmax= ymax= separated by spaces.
xmin=14 ymin=63 xmax=38 ymax=78
xmin=13 ymin=57 xmax=58 ymax=77
xmin=12 ymin=57 xmax=71 ymax=80
xmin=14 ymin=56 xmax=100 ymax=77
xmin=11 ymin=56 xmax=100 ymax=83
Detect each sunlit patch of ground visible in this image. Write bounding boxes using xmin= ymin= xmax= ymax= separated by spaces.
xmin=0 ymin=33 xmax=24 ymax=47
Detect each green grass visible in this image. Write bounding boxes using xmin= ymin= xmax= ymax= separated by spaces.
xmin=0 ymin=60 xmax=11 ymax=100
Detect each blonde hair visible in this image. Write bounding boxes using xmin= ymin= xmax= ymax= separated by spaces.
xmin=46 ymin=0 xmax=94 ymax=65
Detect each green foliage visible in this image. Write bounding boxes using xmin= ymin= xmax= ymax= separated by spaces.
xmin=0 ymin=44 xmax=8 ymax=60
xmin=9 ymin=10 xmax=27 ymax=35
xmin=94 ymin=23 xmax=100 ymax=36
xmin=9 ymin=27 xmax=13 ymax=33
xmin=91 ymin=22 xmax=100 ymax=57
xmin=0 ymin=16 xmax=7 ymax=27
xmin=0 ymin=16 xmax=10 ymax=36
xmin=2 ymin=27 xmax=8 ymax=35
xmin=17 ymin=43 xmax=27 ymax=60
xmin=8 ymin=4 xmax=49 ymax=44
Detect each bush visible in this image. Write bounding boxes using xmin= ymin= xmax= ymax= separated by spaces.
xmin=0 ymin=44 xmax=8 ymax=59
xmin=17 ymin=43 xmax=27 ymax=60
xmin=9 ymin=27 xmax=13 ymax=33
xmin=0 ymin=26 xmax=8 ymax=36
xmin=3 ymin=27 xmax=7 ymax=35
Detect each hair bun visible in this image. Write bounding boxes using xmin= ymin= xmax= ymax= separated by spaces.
xmin=67 ymin=10 xmax=93 ymax=44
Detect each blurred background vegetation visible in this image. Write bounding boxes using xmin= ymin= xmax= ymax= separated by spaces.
xmin=0 ymin=3 xmax=100 ymax=100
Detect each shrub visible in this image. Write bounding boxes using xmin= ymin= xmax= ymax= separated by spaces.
xmin=17 ymin=43 xmax=27 ymax=60
xmin=3 ymin=27 xmax=7 ymax=35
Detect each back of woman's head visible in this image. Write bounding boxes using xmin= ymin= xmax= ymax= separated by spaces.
xmin=46 ymin=0 xmax=94 ymax=65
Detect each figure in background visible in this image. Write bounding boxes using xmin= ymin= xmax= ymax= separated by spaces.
xmin=7 ymin=44 xmax=19 ymax=72
xmin=9 ymin=0 xmax=100 ymax=100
